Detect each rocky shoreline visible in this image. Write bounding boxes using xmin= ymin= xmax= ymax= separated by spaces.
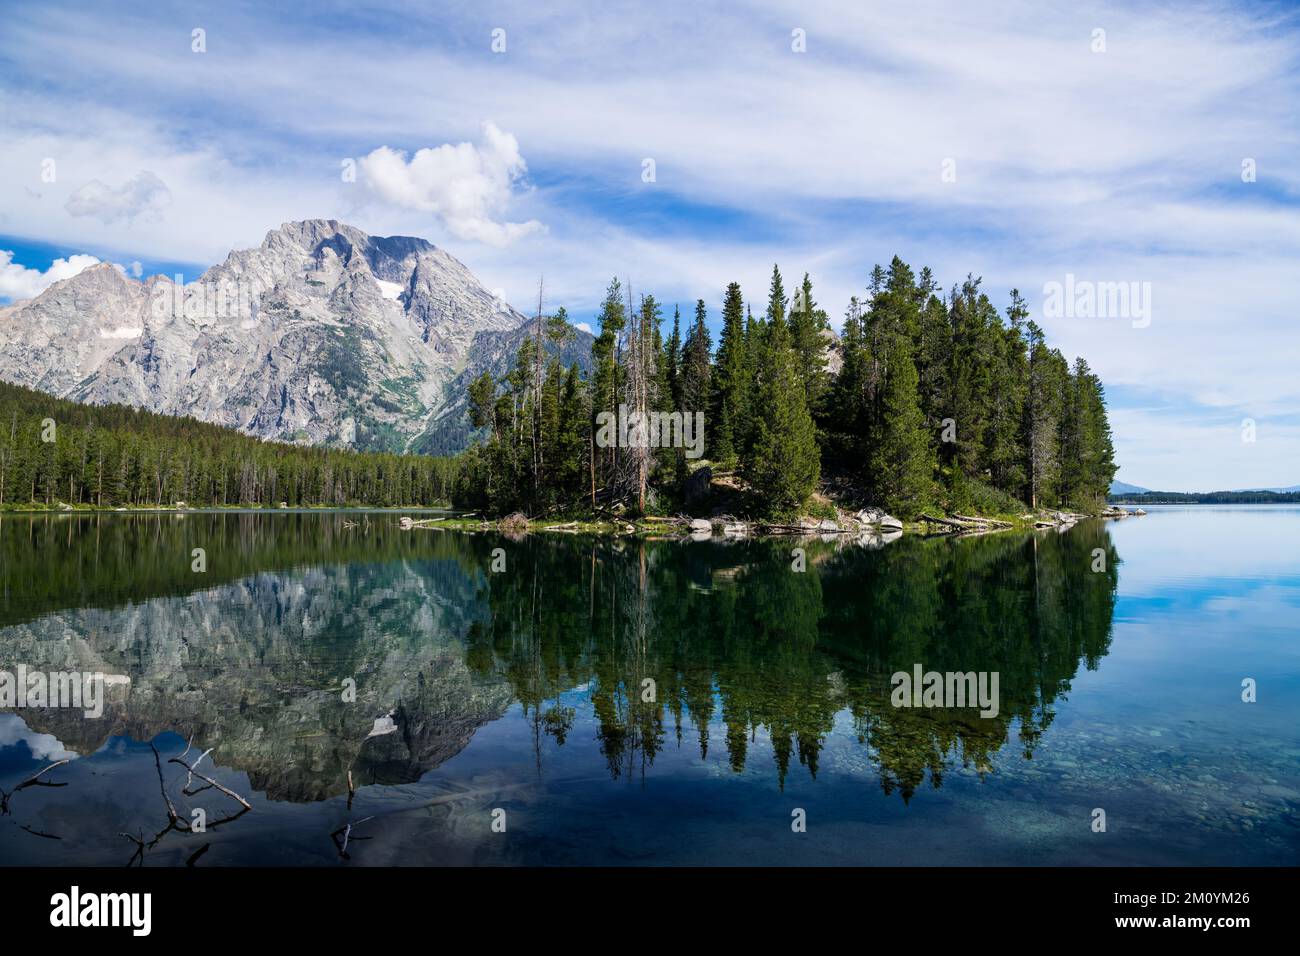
xmin=399 ymin=504 xmax=1145 ymax=540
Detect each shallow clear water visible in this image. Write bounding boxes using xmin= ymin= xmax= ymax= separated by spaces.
xmin=0 ymin=506 xmax=1295 ymax=865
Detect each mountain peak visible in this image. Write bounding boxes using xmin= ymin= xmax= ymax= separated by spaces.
xmin=0 ymin=219 xmax=591 ymax=455
xmin=265 ymin=219 xmax=435 ymax=257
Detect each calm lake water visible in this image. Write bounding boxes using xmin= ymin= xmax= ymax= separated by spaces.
xmin=0 ymin=506 xmax=1296 ymax=866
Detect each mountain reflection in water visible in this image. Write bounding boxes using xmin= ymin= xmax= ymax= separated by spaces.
xmin=0 ymin=511 xmax=1152 ymax=864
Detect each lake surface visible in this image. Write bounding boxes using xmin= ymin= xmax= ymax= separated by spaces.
xmin=0 ymin=506 xmax=1296 ymax=866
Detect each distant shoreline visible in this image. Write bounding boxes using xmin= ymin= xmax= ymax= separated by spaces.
xmin=1110 ymin=491 xmax=1300 ymax=505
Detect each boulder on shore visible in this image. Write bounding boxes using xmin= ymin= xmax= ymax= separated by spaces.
xmin=854 ymin=507 xmax=902 ymax=531
xmin=499 ymin=512 xmax=529 ymax=535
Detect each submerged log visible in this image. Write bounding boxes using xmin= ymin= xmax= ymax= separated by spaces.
xmin=919 ymin=514 xmax=975 ymax=530
xmin=951 ymin=514 xmax=1013 ymax=527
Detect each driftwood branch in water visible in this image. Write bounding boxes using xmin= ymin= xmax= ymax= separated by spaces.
xmin=169 ymin=756 xmax=252 ymax=810
xmin=918 ymin=513 xmax=998 ymax=532
xmin=951 ymin=514 xmax=1013 ymax=527
xmin=120 ymin=831 xmax=148 ymax=867
xmin=331 ymin=816 xmax=376 ymax=860
xmin=18 ymin=822 xmax=62 ymax=840
xmin=150 ymin=743 xmax=181 ymax=826
xmin=0 ymin=758 xmax=70 ymax=814
xmin=185 ymin=843 xmax=211 ymax=867
xmin=120 ymin=743 xmax=252 ymax=865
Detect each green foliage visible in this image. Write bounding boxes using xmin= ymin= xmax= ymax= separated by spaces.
xmin=709 ymin=282 xmax=750 ymax=465
xmin=743 ymin=298 xmax=821 ymax=515
xmin=0 ymin=380 xmax=460 ymax=508
xmin=680 ymin=299 xmax=712 ymax=418
xmin=826 ymin=259 xmax=1114 ymax=514
xmin=789 ymin=272 xmax=830 ymax=411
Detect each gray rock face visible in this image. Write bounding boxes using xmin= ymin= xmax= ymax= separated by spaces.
xmin=1 ymin=559 xmax=512 ymax=802
xmin=0 ymin=219 xmax=592 ymax=453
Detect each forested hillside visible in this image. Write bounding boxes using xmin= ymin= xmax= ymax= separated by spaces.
xmin=460 ymin=257 xmax=1117 ymax=518
xmin=1 ymin=256 xmax=1116 ymax=518
xmin=0 ymin=380 xmax=459 ymax=508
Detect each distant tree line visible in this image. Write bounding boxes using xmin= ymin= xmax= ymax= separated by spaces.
xmin=458 ymin=258 xmax=1116 ymax=518
xmin=1110 ymin=490 xmax=1300 ymax=504
xmin=0 ymin=381 xmax=459 ymax=509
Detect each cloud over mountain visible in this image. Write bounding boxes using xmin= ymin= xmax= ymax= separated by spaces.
xmin=0 ymin=249 xmax=103 ymax=301
xmin=359 ymin=123 xmax=543 ymax=246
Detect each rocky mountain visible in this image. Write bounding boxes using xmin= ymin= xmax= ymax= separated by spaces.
xmin=0 ymin=220 xmax=592 ymax=453
xmin=2 ymin=555 xmax=511 ymax=802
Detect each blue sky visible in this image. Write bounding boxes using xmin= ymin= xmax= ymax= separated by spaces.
xmin=1 ymin=0 xmax=1298 ymax=490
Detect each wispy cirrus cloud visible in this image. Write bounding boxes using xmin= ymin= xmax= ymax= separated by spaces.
xmin=65 ymin=170 xmax=172 ymax=225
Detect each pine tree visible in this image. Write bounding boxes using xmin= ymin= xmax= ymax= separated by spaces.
xmin=666 ymin=305 xmax=682 ymax=410
xmin=1025 ymin=321 xmax=1065 ymax=508
xmin=983 ymin=290 xmax=1029 ymax=497
xmin=944 ymin=275 xmax=997 ymax=481
xmin=710 ymin=282 xmax=749 ymax=465
xmin=789 ymin=272 xmax=829 ymax=410
xmin=743 ymin=292 xmax=820 ymax=515
xmin=829 ymin=295 xmax=869 ymax=460
xmin=589 ymin=278 xmax=626 ymax=503
xmin=869 ymin=333 xmax=934 ymax=516
xmin=680 ymin=299 xmax=712 ymax=420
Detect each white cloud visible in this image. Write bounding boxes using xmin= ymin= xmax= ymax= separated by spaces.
xmin=0 ymin=249 xmax=103 ymax=301
xmin=358 ymin=123 xmax=543 ymax=246
xmin=65 ymin=170 xmax=171 ymax=224
xmin=0 ymin=714 xmax=77 ymax=761
xmin=0 ymin=0 xmax=1296 ymax=488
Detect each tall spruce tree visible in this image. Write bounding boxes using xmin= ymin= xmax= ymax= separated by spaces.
xmin=710 ymin=282 xmax=749 ymax=465
xmin=1025 ymin=321 xmax=1065 ymax=508
xmin=743 ymin=294 xmax=820 ymax=515
xmin=680 ymin=299 xmax=712 ymax=419
xmin=869 ymin=332 xmax=934 ymax=515
xmin=983 ymin=290 xmax=1029 ymax=497
xmin=666 ymin=305 xmax=683 ymax=410
xmin=589 ymin=278 xmax=626 ymax=504
xmin=789 ymin=271 xmax=830 ymax=411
